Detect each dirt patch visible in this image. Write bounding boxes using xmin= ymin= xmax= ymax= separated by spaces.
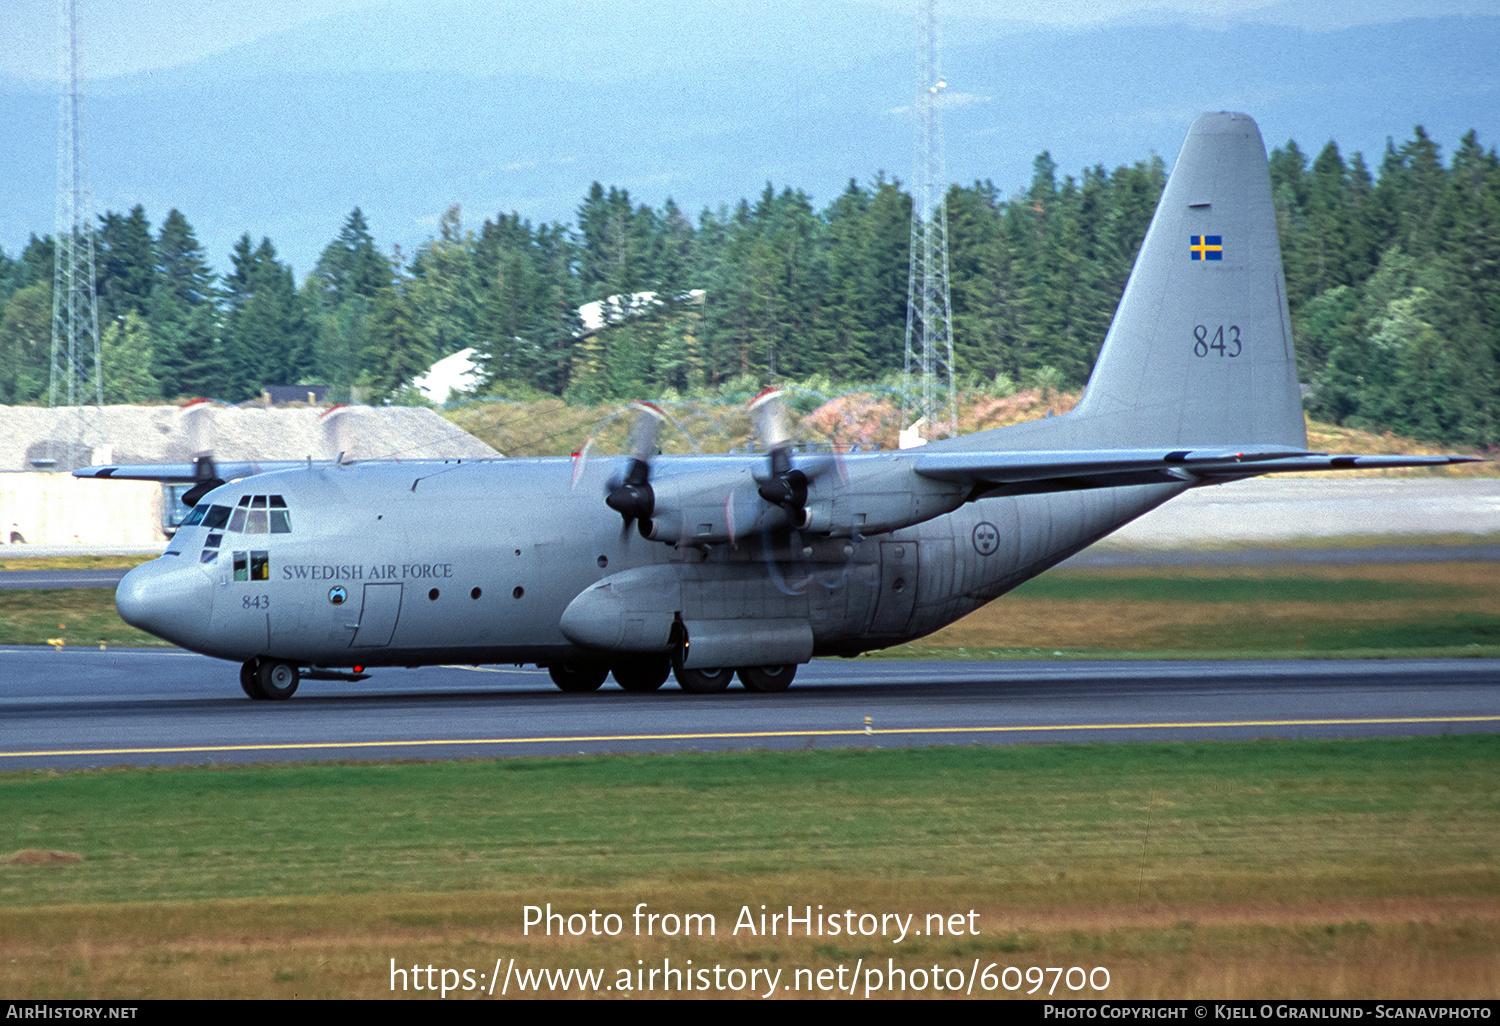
xmin=2 ymin=849 xmax=83 ymax=865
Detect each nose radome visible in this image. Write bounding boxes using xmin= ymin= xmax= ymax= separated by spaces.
xmin=116 ymin=558 xmax=215 ymax=649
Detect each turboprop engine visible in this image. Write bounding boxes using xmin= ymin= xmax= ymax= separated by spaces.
xmin=600 ymin=391 xmax=970 ymax=547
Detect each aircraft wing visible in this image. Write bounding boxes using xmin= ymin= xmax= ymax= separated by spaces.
xmin=73 ymin=461 xmax=309 ymax=484
xmin=912 ymin=447 xmax=1481 ymax=496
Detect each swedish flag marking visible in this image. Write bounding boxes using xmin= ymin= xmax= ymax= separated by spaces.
xmin=1190 ymin=235 xmax=1223 ymax=261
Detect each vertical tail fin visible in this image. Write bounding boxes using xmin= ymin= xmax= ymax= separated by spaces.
xmin=1072 ymin=111 xmax=1305 ymax=448
xmin=964 ymin=112 xmax=1307 ymax=452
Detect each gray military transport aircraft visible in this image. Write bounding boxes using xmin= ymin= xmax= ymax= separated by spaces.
xmin=78 ymin=112 xmax=1477 ymax=699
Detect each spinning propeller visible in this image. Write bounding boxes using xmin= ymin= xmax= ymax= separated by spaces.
xmin=604 ymin=401 xmax=668 ymax=536
xmin=750 ymin=388 xmax=846 ymax=530
xmin=594 ymin=392 xmax=849 ymax=547
xmin=749 ymin=389 xmax=810 ymax=527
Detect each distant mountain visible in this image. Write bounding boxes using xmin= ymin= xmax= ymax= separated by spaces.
xmin=2 ymin=7 xmax=1496 ymax=277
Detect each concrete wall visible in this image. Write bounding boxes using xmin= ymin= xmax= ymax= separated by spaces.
xmin=0 ymin=473 xmax=167 ymax=548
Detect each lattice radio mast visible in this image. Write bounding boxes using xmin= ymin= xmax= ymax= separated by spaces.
xmin=51 ymin=0 xmax=103 ymax=411
xmin=900 ymin=0 xmax=956 ymax=444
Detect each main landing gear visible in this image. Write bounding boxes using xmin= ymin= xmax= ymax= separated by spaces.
xmin=546 ymin=657 xmax=797 ymax=694
xmin=240 ymin=658 xmax=300 ymax=700
xmin=672 ymin=663 xmax=798 ymax=693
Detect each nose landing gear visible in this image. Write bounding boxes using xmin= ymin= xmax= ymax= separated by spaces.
xmin=240 ymin=658 xmax=301 ymax=700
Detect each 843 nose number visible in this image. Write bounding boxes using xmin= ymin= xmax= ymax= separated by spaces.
xmin=1194 ymin=324 xmax=1242 ymax=357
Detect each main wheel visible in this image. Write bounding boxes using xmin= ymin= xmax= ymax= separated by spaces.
xmin=549 ymin=662 xmax=608 ymax=692
xmin=240 ymin=659 xmax=264 ymax=699
xmin=674 ymin=664 xmax=732 ymax=694
xmin=256 ymin=660 xmax=299 ymax=700
xmin=612 ymin=654 xmax=670 ymax=692
xmin=738 ymin=664 xmax=797 ymax=692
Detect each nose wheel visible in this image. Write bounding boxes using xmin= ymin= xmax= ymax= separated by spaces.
xmin=240 ymin=658 xmax=301 ymax=700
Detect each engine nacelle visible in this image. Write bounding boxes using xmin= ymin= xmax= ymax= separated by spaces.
xmin=635 ymin=455 xmax=969 ymax=545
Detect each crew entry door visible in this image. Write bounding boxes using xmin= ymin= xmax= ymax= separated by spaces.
xmin=871 ymin=541 xmax=919 ymax=635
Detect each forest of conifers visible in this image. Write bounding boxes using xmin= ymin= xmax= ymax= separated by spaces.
xmin=0 ymin=124 xmax=1496 ymax=448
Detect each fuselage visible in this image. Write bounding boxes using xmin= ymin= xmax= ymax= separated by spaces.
xmin=115 ymin=455 xmax=1187 ymax=671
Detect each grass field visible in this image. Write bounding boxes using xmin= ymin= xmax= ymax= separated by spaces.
xmin=888 ymin=561 xmax=1500 ymax=660
xmin=2 ymin=555 xmax=1496 ymax=998
xmin=1 ymin=737 xmax=1496 ymax=999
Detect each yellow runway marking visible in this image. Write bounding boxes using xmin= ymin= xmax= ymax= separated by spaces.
xmin=3 ymin=715 xmax=1497 ymax=759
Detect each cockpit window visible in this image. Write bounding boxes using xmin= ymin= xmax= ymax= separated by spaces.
xmin=269 ymin=495 xmax=291 ymax=533
xmin=183 ymin=504 xmax=208 ymax=527
xmin=213 ymin=494 xmax=291 ymax=534
xmin=246 ymin=495 xmax=268 ymax=534
xmin=202 ymin=505 xmax=231 ymax=530
xmin=233 ymin=550 xmax=271 ymax=582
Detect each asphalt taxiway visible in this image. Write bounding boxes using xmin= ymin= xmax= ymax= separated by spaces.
xmin=1 ymin=647 xmax=1495 ymax=770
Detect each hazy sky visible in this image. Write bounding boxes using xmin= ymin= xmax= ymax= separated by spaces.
xmin=3 ymin=0 xmax=1493 ymax=81
xmin=4 ymin=0 xmax=1495 ymax=274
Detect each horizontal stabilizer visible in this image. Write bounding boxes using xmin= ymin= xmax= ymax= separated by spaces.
xmin=1189 ymin=453 xmax=1483 ymax=478
xmin=914 ymin=445 xmax=1310 ymax=484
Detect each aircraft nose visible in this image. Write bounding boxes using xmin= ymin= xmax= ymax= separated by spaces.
xmin=116 ymin=558 xmax=215 ymax=649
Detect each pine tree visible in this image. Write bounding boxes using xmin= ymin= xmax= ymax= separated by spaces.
xmin=222 ymin=237 xmax=316 ymax=398
xmin=306 ymin=208 xmax=390 ymax=398
xmin=150 ymin=210 xmax=222 ymax=399
xmin=101 ymin=310 xmax=161 ymax=403
xmin=96 ymin=206 xmax=154 ymax=326
xmin=0 ymin=281 xmax=51 ymax=404
xmin=363 ymin=277 xmax=431 ymax=404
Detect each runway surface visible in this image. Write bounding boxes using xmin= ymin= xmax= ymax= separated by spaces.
xmin=2 ymin=647 xmax=1495 ymax=770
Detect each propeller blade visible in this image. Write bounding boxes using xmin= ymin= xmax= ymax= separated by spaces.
xmin=749 ymin=389 xmax=811 ymax=524
xmin=605 ymin=401 xmax=669 ymax=529
xmin=181 ymin=453 xmax=226 ymax=507
xmin=626 ymin=400 xmax=667 ymax=462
